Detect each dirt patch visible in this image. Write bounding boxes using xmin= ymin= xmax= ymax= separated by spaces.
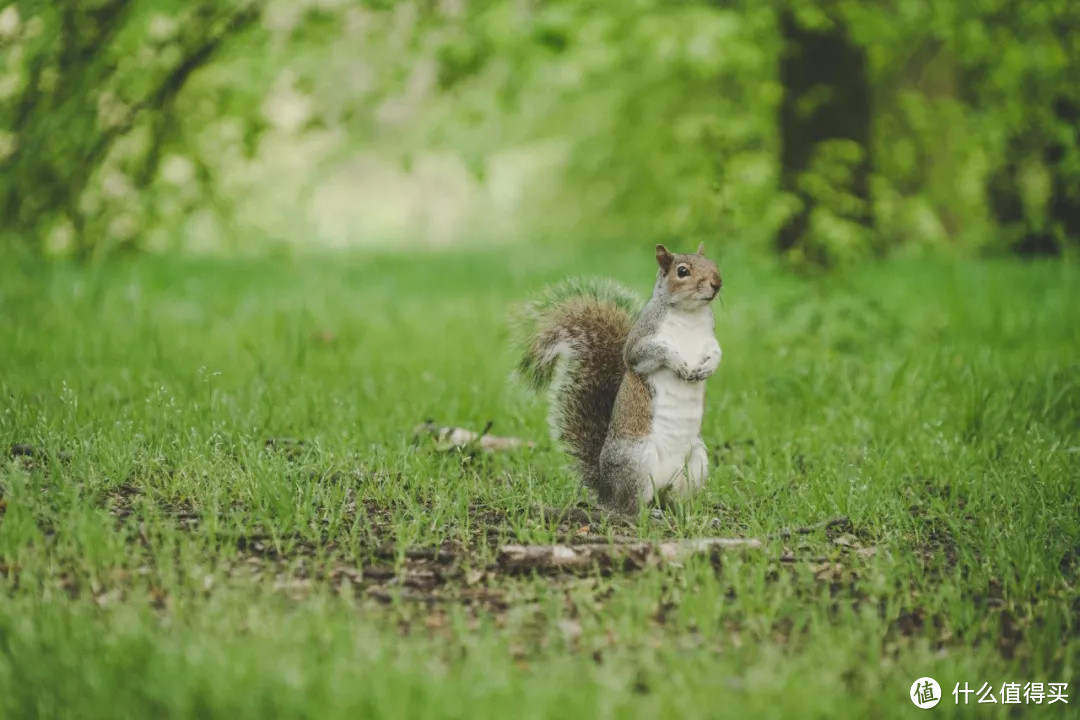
xmin=263 ymin=437 xmax=309 ymax=461
xmin=104 ymin=480 xmax=202 ymax=531
xmin=9 ymin=466 xmax=1049 ymax=664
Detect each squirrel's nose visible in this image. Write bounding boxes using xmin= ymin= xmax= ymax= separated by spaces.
xmin=711 ymin=276 xmax=721 ymax=291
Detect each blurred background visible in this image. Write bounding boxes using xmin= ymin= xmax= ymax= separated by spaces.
xmin=1 ymin=0 xmax=1078 ymax=267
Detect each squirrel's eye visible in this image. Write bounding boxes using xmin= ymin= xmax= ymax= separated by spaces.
xmin=676 ymin=265 xmax=691 ymax=278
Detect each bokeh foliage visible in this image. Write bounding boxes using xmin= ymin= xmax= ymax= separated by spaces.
xmin=0 ymin=0 xmax=259 ymax=257
xmin=0 ymin=0 xmax=1077 ymax=263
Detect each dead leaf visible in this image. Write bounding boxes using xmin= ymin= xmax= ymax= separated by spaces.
xmin=412 ymin=421 xmax=535 ymax=453
xmin=832 ymin=533 xmax=860 ymax=548
xmin=557 ymin=618 xmax=583 ymax=642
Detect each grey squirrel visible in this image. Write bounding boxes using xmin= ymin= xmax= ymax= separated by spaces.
xmin=517 ymin=244 xmax=722 ymax=512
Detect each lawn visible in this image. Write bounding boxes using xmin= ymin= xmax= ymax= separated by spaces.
xmin=0 ymin=244 xmax=1077 ymax=719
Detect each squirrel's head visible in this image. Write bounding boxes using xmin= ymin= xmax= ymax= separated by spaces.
xmin=654 ymin=243 xmax=721 ymax=309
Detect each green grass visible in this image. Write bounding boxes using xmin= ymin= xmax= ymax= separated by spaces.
xmin=0 ymin=244 xmax=1077 ymax=719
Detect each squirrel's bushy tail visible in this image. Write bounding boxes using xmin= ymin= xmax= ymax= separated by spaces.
xmin=516 ymin=278 xmax=641 ymax=482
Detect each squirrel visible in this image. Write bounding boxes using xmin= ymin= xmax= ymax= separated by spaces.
xmin=516 ymin=243 xmax=722 ymax=512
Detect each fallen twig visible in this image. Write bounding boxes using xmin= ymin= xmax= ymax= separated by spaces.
xmin=498 ymin=537 xmax=763 ymax=573
xmin=374 ymin=544 xmax=458 ymax=563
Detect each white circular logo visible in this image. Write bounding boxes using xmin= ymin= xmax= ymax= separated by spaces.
xmin=910 ymin=677 xmax=942 ymax=709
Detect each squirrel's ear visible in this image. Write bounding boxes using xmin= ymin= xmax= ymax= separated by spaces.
xmin=696 ymin=242 xmax=705 ymax=255
xmin=655 ymin=244 xmax=674 ymax=272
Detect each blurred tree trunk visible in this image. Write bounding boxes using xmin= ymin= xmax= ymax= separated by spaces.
xmin=1046 ymin=98 xmax=1080 ymax=249
xmin=987 ymin=97 xmax=1080 ymax=256
xmin=776 ymin=11 xmax=872 ymax=259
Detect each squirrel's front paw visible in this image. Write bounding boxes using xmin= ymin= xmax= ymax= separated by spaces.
xmin=671 ymin=359 xmax=693 ymax=381
xmin=699 ymin=346 xmax=721 ymax=375
xmin=684 ymin=364 xmax=712 ymax=383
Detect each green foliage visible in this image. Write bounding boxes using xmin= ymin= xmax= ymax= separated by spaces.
xmin=1 ymin=1 xmax=1078 ymax=262
xmin=786 ymin=139 xmax=875 ymax=269
xmin=0 ymin=0 xmax=259 ymax=256
xmin=841 ymin=0 xmax=1080 ymax=255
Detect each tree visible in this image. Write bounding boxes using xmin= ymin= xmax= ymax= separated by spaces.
xmin=776 ymin=9 xmax=872 ymax=268
xmin=0 ymin=0 xmax=258 ymax=255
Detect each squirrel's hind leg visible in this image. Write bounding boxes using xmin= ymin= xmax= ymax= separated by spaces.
xmin=673 ymin=439 xmax=709 ymax=499
xmin=599 ymin=438 xmax=657 ymax=513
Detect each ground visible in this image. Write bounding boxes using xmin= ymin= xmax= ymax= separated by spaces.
xmin=0 ymin=244 xmax=1077 ymax=719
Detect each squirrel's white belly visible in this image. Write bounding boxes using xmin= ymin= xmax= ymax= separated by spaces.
xmin=647 ymin=369 xmax=705 ymax=485
xmin=643 ymin=308 xmax=715 ymax=487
